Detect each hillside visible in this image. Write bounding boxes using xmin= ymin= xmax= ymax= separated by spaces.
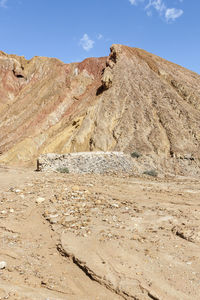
xmin=0 ymin=45 xmax=200 ymax=175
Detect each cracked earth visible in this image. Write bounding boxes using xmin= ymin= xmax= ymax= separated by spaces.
xmin=0 ymin=166 xmax=200 ymax=299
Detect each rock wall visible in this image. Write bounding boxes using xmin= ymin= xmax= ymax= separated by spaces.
xmin=37 ymin=152 xmax=135 ymax=174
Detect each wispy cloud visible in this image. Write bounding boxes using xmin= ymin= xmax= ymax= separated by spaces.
xmin=129 ymin=0 xmax=183 ymax=22
xmin=80 ymin=34 xmax=95 ymax=51
xmin=145 ymin=0 xmax=166 ymax=15
xmin=165 ymin=8 xmax=183 ymax=22
xmin=0 ymin=0 xmax=8 ymax=8
xmin=129 ymin=0 xmax=137 ymax=4
xmin=129 ymin=0 xmax=144 ymax=5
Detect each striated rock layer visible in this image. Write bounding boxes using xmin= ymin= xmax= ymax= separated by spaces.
xmin=0 ymin=45 xmax=200 ymax=174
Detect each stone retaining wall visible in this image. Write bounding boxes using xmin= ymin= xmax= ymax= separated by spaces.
xmin=37 ymin=152 xmax=135 ymax=174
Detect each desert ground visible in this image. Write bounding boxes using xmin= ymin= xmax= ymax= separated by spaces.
xmin=0 ymin=165 xmax=199 ymax=300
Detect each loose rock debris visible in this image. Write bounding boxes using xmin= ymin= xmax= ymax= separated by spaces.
xmin=37 ymin=152 xmax=135 ymax=175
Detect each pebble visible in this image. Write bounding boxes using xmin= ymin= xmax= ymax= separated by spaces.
xmin=71 ymin=186 xmax=80 ymax=191
xmin=49 ymin=214 xmax=59 ymax=218
xmin=96 ymin=200 xmax=102 ymax=205
xmin=111 ymin=203 xmax=119 ymax=208
xmin=15 ymin=189 xmax=21 ymax=193
xmin=36 ymin=197 xmax=45 ymax=204
xmin=65 ymin=215 xmax=75 ymax=222
xmin=0 ymin=261 xmax=7 ymax=269
xmin=49 ymin=218 xmax=58 ymax=224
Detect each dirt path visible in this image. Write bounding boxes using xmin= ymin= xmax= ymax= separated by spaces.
xmin=0 ymin=167 xmax=200 ymax=299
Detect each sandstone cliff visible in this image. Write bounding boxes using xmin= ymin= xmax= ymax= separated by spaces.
xmin=0 ymin=45 xmax=200 ymax=174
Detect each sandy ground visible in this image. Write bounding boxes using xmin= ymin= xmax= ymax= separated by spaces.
xmin=0 ymin=166 xmax=200 ymax=299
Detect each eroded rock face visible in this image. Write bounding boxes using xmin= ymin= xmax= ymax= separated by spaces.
xmin=0 ymin=45 xmax=200 ymax=174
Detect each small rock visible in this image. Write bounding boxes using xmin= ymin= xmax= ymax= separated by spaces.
xmin=49 ymin=214 xmax=59 ymax=218
xmin=36 ymin=197 xmax=45 ymax=204
xmin=49 ymin=218 xmax=58 ymax=224
xmin=71 ymin=186 xmax=80 ymax=191
xmin=96 ymin=200 xmax=101 ymax=205
xmin=65 ymin=215 xmax=75 ymax=222
xmin=15 ymin=189 xmax=21 ymax=193
xmin=0 ymin=261 xmax=7 ymax=269
xmin=131 ymin=234 xmax=142 ymax=241
xmin=111 ymin=203 xmax=119 ymax=208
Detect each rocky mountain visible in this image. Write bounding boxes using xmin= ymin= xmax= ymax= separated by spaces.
xmin=0 ymin=45 xmax=200 ymax=174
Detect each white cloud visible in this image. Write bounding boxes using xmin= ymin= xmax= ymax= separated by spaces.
xmin=145 ymin=0 xmax=166 ymax=15
xmin=80 ymin=34 xmax=95 ymax=51
xmin=129 ymin=0 xmax=137 ymax=4
xmin=129 ymin=0 xmax=184 ymax=22
xmin=165 ymin=8 xmax=183 ymax=22
xmin=129 ymin=0 xmax=144 ymax=5
xmin=0 ymin=0 xmax=8 ymax=8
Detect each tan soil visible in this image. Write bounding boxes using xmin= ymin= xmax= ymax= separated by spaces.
xmin=0 ymin=166 xmax=199 ymax=299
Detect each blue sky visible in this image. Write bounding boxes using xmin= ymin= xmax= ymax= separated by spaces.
xmin=0 ymin=0 xmax=199 ymax=73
